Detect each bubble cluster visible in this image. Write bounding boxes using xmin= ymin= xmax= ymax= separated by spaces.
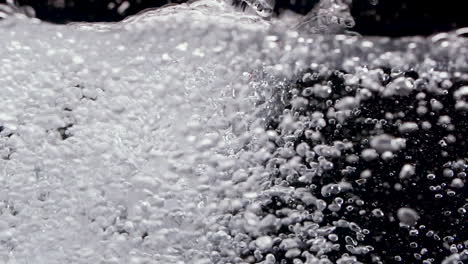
xmin=0 ymin=2 xmax=273 ymax=262
xmin=206 ymin=32 xmax=467 ymax=264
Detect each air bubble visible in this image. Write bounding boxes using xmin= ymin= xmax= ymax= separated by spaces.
xmin=372 ymin=209 xmax=384 ymax=218
xmin=397 ymin=207 xmax=420 ymax=226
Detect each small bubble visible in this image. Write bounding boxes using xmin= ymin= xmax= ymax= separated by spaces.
xmin=397 ymin=207 xmax=420 ymax=226
xmin=449 ymin=245 xmax=458 ymax=253
xmin=328 ymin=234 xmax=339 ymax=242
xmin=372 ymin=208 xmax=384 ymax=218
xmin=410 ymin=242 xmax=418 ymax=248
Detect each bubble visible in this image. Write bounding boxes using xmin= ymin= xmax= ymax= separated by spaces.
xmin=370 ymin=134 xmax=406 ymax=153
xmin=443 ymin=168 xmax=455 ymax=178
xmin=345 ymin=235 xmax=357 ymax=246
xmin=450 ymin=178 xmax=465 ymax=189
xmin=285 ymin=248 xmax=302 ymax=258
xmin=399 ymin=164 xmax=416 ymax=179
xmin=361 ymin=148 xmax=378 ymax=161
xmin=264 ymin=254 xmax=276 ymax=264
xmin=383 ymin=77 xmax=415 ymax=97
xmin=321 ymin=183 xmax=342 ymax=197
xmin=328 ymin=234 xmax=339 ymax=242
xmin=372 ymin=208 xmax=384 ymax=218
xmin=397 ymin=207 xmax=420 ymax=226
xmin=256 ymin=236 xmax=273 ymax=251
xmin=398 ymin=122 xmax=419 ymax=133
xmin=349 ymin=222 xmax=362 ymax=233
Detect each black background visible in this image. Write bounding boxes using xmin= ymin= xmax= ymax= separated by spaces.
xmin=1 ymin=0 xmax=468 ymax=36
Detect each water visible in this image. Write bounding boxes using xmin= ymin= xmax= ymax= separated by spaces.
xmin=0 ymin=1 xmax=467 ymax=264
xmin=0 ymin=3 xmax=261 ymax=263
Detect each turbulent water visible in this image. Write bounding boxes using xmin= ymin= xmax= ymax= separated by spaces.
xmin=0 ymin=1 xmax=467 ymax=264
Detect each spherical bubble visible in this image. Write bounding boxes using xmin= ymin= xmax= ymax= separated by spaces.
xmin=450 ymin=178 xmax=464 ymax=188
xmin=397 ymin=207 xmax=420 ymax=226
xmin=399 ymin=164 xmax=416 ymax=179
xmin=255 ymin=236 xmax=273 ymax=251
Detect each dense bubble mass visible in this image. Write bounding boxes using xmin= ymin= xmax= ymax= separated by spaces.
xmin=0 ymin=0 xmax=467 ymax=264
